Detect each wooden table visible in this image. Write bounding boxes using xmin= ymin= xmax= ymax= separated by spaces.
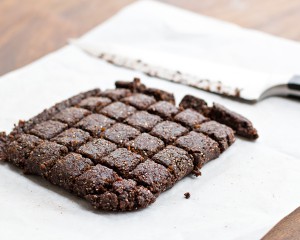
xmin=1 ymin=0 xmax=300 ymax=76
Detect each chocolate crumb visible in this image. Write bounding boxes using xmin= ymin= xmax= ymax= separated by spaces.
xmin=184 ymin=192 xmax=190 ymax=199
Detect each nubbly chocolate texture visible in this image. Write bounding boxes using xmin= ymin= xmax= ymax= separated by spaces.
xmin=0 ymin=78 xmax=258 ymax=211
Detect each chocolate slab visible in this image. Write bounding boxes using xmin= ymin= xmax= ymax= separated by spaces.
xmin=1 ymin=79 xmax=258 ymax=211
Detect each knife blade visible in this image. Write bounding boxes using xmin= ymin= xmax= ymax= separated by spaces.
xmin=70 ymin=40 xmax=300 ymax=103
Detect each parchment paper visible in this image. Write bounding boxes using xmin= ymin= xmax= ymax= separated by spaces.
xmin=0 ymin=1 xmax=300 ymax=239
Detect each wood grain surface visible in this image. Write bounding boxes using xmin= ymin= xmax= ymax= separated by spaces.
xmin=1 ymin=0 xmax=300 ymax=76
xmin=262 ymin=207 xmax=300 ymax=240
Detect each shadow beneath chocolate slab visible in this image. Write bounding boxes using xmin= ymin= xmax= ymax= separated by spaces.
xmin=236 ymin=136 xmax=259 ymax=143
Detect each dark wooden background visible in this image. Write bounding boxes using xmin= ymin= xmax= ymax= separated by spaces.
xmin=1 ymin=0 xmax=300 ymax=76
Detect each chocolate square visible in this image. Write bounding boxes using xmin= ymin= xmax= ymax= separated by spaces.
xmin=78 ymin=97 xmax=112 ymax=112
xmin=152 ymin=146 xmax=193 ymax=180
xmin=125 ymin=111 xmax=162 ymax=132
xmin=126 ymin=133 xmax=164 ymax=157
xmin=24 ymin=141 xmax=68 ymax=176
xmin=103 ymin=123 xmax=140 ymax=145
xmin=131 ymin=159 xmax=173 ymax=194
xmin=148 ymin=101 xmax=178 ymax=119
xmin=30 ymin=120 xmax=67 ymax=139
xmin=101 ymin=148 xmax=144 ymax=177
xmin=52 ymin=128 xmax=90 ymax=151
xmin=101 ymin=88 xmax=132 ymax=101
xmin=175 ymin=131 xmax=220 ymax=168
xmin=195 ymin=121 xmax=235 ymax=151
xmin=122 ymin=93 xmax=156 ymax=110
xmin=53 ymin=107 xmax=90 ymax=125
xmin=174 ymin=109 xmax=208 ymax=129
xmin=47 ymin=153 xmax=94 ymax=191
xmin=77 ymin=138 xmax=117 ymax=163
xmin=74 ymin=164 xmax=119 ymax=196
xmin=75 ymin=114 xmax=115 ymax=137
xmin=150 ymin=121 xmax=188 ymax=143
xmin=101 ymin=102 xmax=136 ymax=121
xmin=6 ymin=134 xmax=42 ymax=167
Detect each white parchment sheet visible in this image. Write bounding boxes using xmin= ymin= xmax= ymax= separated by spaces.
xmin=0 ymin=1 xmax=299 ymax=239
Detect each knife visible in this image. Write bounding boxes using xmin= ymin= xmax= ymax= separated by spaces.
xmin=70 ymin=40 xmax=300 ymax=103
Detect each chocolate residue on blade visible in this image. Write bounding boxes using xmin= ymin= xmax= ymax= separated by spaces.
xmin=98 ymin=52 xmax=242 ymax=98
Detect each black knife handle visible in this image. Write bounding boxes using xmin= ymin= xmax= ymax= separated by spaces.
xmin=288 ymin=75 xmax=300 ymax=91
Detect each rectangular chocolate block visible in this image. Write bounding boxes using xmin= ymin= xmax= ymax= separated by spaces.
xmin=124 ymin=111 xmax=162 ymax=132
xmin=174 ymin=109 xmax=208 ymax=129
xmin=148 ymin=101 xmax=179 ymax=119
xmin=150 ymin=121 xmax=188 ymax=143
xmin=152 ymin=146 xmax=193 ymax=181
xmin=100 ymin=102 xmax=136 ymax=121
xmin=121 ymin=93 xmax=156 ymax=110
xmin=175 ymin=131 xmax=221 ymax=169
xmin=1 ymin=79 xmax=258 ymax=212
xmin=78 ymin=97 xmax=112 ymax=112
xmin=75 ymin=114 xmax=116 ymax=137
xmin=210 ymin=103 xmax=259 ymax=139
xmin=195 ymin=121 xmax=235 ymax=152
xmin=126 ymin=133 xmax=165 ymax=157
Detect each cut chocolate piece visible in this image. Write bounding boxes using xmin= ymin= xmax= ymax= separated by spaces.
xmin=47 ymin=153 xmax=93 ymax=192
xmin=52 ymin=128 xmax=90 ymax=151
xmin=150 ymin=121 xmax=188 ymax=143
xmin=6 ymin=134 xmax=42 ymax=168
xmin=121 ymin=93 xmax=156 ymax=110
xmin=53 ymin=107 xmax=90 ymax=126
xmin=24 ymin=141 xmax=68 ymax=176
xmin=30 ymin=120 xmax=67 ymax=139
xmin=111 ymin=179 xmax=140 ymax=211
xmin=131 ymin=159 xmax=173 ymax=194
xmin=75 ymin=114 xmax=115 ymax=137
xmin=152 ymin=146 xmax=193 ymax=181
xmin=101 ymin=148 xmax=144 ymax=177
xmin=196 ymin=121 xmax=235 ymax=152
xmin=126 ymin=133 xmax=164 ymax=157
xmin=101 ymin=102 xmax=136 ymax=121
xmin=115 ymin=78 xmax=146 ymax=93
xmin=111 ymin=179 xmax=155 ymax=211
xmin=101 ymin=88 xmax=132 ymax=101
xmin=86 ymin=192 xmax=119 ymax=211
xmin=176 ymin=131 xmax=220 ymax=169
xmin=174 ymin=109 xmax=208 ymax=129
xmin=143 ymin=87 xmax=175 ymax=104
xmin=148 ymin=101 xmax=179 ymax=119
xmin=210 ymin=103 xmax=258 ymax=139
xmin=74 ymin=164 xmax=119 ymax=197
xmin=86 ymin=179 xmax=155 ymax=211
xmin=179 ymin=95 xmax=209 ymax=115
xmin=77 ymin=138 xmax=117 ymax=163
xmin=125 ymin=111 xmax=162 ymax=132
xmin=103 ymin=123 xmax=140 ymax=145
xmin=78 ymin=97 xmax=112 ymax=112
